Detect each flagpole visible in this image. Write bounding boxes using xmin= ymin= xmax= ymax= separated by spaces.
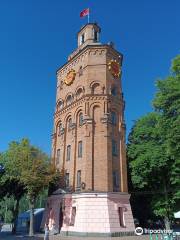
xmin=88 ymin=8 xmax=90 ymax=23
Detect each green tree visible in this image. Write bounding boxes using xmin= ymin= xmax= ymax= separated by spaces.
xmin=153 ymin=55 xmax=180 ymax=200
xmin=127 ymin=55 xmax=180 ymax=229
xmin=0 ymin=139 xmax=57 ymax=236
xmin=18 ymin=189 xmax=48 ymax=215
xmin=0 ymin=196 xmax=14 ymax=223
xmin=0 ymin=141 xmax=25 ymax=233
xmin=14 ymin=139 xmax=56 ymax=236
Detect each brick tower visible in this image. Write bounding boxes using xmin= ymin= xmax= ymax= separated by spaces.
xmin=43 ymin=23 xmax=135 ymax=237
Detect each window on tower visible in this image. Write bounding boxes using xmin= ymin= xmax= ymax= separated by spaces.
xmin=67 ymin=95 xmax=73 ymax=106
xmin=78 ymin=141 xmax=83 ymax=158
xmin=68 ymin=118 xmax=72 ymax=130
xmin=56 ymin=149 xmax=60 ymax=165
xmin=80 ymin=33 xmax=85 ymax=45
xmin=94 ymin=30 xmax=98 ymax=42
xmin=79 ymin=66 xmax=83 ymax=76
xmin=79 ymin=113 xmax=83 ymax=126
xmin=77 ymin=170 xmax=81 ymax=188
xmin=67 ymin=145 xmax=71 ymax=161
xmin=76 ymin=87 xmax=83 ymax=99
xmin=113 ymin=170 xmax=119 ymax=191
xmin=58 ymin=100 xmax=63 ymax=111
xmin=111 ymin=111 xmax=117 ymax=125
xmin=92 ymin=82 xmax=101 ymax=94
xmin=65 ymin=173 xmax=70 ymax=187
xmin=58 ymin=122 xmax=63 ymax=135
xmin=112 ymin=140 xmax=118 ymax=156
xmin=111 ymin=87 xmax=117 ymax=96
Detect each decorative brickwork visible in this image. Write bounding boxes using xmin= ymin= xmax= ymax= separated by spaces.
xmin=43 ymin=23 xmax=134 ymax=237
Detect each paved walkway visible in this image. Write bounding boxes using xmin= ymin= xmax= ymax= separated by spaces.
xmin=0 ymin=225 xmax=43 ymax=240
xmin=49 ymin=235 xmax=151 ymax=240
xmin=0 ymin=232 xmax=155 ymax=240
xmin=1 ymin=225 xmax=177 ymax=240
xmin=0 ymin=232 xmax=43 ymax=240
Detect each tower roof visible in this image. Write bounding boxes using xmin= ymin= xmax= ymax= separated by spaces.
xmin=77 ymin=22 xmax=101 ymax=35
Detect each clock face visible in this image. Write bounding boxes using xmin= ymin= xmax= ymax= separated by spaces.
xmin=64 ymin=69 xmax=76 ymax=86
xmin=108 ymin=60 xmax=120 ymax=78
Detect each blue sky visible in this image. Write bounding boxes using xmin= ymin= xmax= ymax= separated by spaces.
xmin=0 ymin=0 xmax=180 ymax=155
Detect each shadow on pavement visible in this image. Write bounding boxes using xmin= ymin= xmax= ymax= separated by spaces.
xmin=0 ymin=231 xmax=43 ymax=240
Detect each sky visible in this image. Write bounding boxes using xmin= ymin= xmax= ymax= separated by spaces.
xmin=0 ymin=0 xmax=180 ymax=155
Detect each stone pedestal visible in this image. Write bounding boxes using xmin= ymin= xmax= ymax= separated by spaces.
xmin=42 ymin=192 xmax=134 ymax=237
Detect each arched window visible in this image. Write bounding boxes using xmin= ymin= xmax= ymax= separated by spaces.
xmin=56 ymin=149 xmax=61 ymax=166
xmin=92 ymin=83 xmax=101 ymax=94
xmin=111 ymin=87 xmax=117 ymax=96
xmin=58 ymin=122 xmax=62 ymax=135
xmin=78 ymin=141 xmax=83 ymax=158
xmin=66 ymin=145 xmax=71 ymax=161
xmin=58 ymin=100 xmax=63 ymax=110
xmin=79 ymin=112 xmax=83 ymax=126
xmin=76 ymin=88 xmax=83 ymax=99
xmin=79 ymin=66 xmax=83 ymax=76
xmin=67 ymin=95 xmax=73 ymax=106
xmin=111 ymin=111 xmax=117 ymax=125
xmin=68 ymin=118 xmax=72 ymax=130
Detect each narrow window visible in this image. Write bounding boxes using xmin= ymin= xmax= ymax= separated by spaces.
xmin=67 ymin=145 xmax=71 ymax=161
xmin=56 ymin=149 xmax=60 ymax=165
xmin=111 ymin=87 xmax=117 ymax=96
xmin=113 ymin=171 xmax=119 ymax=191
xmin=80 ymin=34 xmax=85 ymax=45
xmin=65 ymin=173 xmax=70 ymax=187
xmin=112 ymin=140 xmax=118 ymax=156
xmin=94 ymin=30 xmax=98 ymax=42
xmin=58 ymin=122 xmax=62 ymax=135
xmin=79 ymin=66 xmax=83 ymax=76
xmin=77 ymin=170 xmax=81 ymax=188
xmin=81 ymin=34 xmax=85 ymax=44
xmin=111 ymin=112 xmax=117 ymax=125
xmin=76 ymin=88 xmax=83 ymax=99
xmin=118 ymin=207 xmax=125 ymax=227
xmin=78 ymin=141 xmax=82 ymax=158
xmin=67 ymin=95 xmax=72 ymax=106
xmin=79 ymin=113 xmax=83 ymax=126
xmin=58 ymin=101 xmax=63 ymax=110
xmin=68 ymin=118 xmax=72 ymax=130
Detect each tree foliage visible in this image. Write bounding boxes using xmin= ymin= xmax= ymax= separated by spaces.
xmin=0 ymin=138 xmax=58 ymax=235
xmin=153 ymin=55 xmax=180 ymax=200
xmin=0 ymin=141 xmax=26 ymax=232
xmin=127 ymin=55 xmax=180 ymax=228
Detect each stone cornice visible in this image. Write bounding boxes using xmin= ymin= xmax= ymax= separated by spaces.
xmin=54 ymin=94 xmax=124 ymax=119
xmin=56 ymin=44 xmax=123 ymax=77
xmin=71 ymin=192 xmax=130 ymax=198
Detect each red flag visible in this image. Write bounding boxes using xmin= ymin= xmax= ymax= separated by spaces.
xmin=80 ymin=8 xmax=89 ymax=18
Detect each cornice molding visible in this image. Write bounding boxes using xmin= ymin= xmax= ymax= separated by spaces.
xmin=56 ymin=44 xmax=122 ymax=77
xmin=54 ymin=94 xmax=124 ymax=119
